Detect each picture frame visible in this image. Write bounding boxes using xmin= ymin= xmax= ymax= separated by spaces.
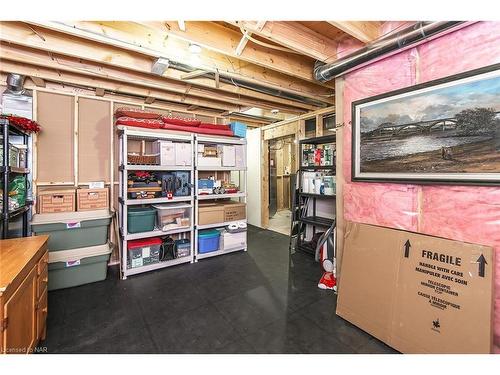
xmin=351 ymin=63 xmax=500 ymax=185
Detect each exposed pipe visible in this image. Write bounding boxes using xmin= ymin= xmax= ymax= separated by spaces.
xmin=5 ymin=73 xmax=26 ymax=95
xmin=167 ymin=60 xmax=328 ymax=108
xmin=314 ymin=21 xmax=467 ymax=82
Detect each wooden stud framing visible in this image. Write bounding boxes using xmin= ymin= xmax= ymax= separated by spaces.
xmin=261 ymin=138 xmax=269 ymax=229
xmin=316 ymin=113 xmax=324 ymax=137
xmin=327 ymin=21 xmax=381 ymax=44
xmin=232 ymin=21 xmax=338 ymax=62
xmin=31 ymin=76 xmax=45 ymax=87
xmin=0 ymin=41 xmax=313 ymax=114
xmin=13 ymin=21 xmax=333 ymax=104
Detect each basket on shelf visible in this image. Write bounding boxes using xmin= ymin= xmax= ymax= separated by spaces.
xmin=127 ymin=139 xmax=159 ymax=165
xmin=127 ymin=153 xmax=158 ymax=165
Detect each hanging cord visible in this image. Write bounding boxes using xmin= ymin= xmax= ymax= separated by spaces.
xmin=238 ymin=26 xmax=303 ymax=55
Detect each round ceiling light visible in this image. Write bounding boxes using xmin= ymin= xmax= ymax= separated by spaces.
xmin=188 ymin=43 xmax=202 ymax=54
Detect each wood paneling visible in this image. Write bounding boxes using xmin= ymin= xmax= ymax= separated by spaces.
xmin=78 ymin=98 xmax=111 ymax=183
xmin=36 ymin=92 xmax=74 ymax=183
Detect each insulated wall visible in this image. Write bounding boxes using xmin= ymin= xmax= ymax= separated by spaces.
xmin=340 ymin=21 xmax=500 ymax=353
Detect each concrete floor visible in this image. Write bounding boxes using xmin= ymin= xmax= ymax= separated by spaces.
xmin=268 ymin=209 xmax=292 ymax=235
xmin=39 ymin=226 xmax=398 ymax=354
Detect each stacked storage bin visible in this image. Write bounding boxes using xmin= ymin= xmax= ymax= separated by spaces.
xmin=31 ymin=209 xmax=112 ymax=290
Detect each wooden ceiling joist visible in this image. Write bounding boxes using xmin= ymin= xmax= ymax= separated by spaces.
xmin=327 ymin=21 xmax=381 ymax=44
xmin=0 ymin=59 xmax=243 ymax=112
xmin=230 ymin=21 xmax=338 ymax=62
xmin=235 ymin=21 xmax=266 ymax=56
xmin=17 ymin=21 xmax=333 ymax=104
xmin=30 ymin=76 xmax=45 ymax=87
xmin=181 ymin=70 xmax=210 ymax=80
xmin=0 ymin=39 xmax=310 ymax=115
xmin=139 ymin=21 xmax=334 ymax=86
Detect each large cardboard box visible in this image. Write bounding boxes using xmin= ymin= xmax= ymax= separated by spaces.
xmin=222 ymin=202 xmax=246 ymax=222
xmin=198 ymin=202 xmax=225 ymax=225
xmin=336 ymin=221 xmax=494 ymax=354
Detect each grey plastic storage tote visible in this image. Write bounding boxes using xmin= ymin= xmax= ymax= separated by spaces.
xmin=47 ymin=243 xmax=112 ymax=290
xmin=31 ymin=209 xmax=112 ymax=251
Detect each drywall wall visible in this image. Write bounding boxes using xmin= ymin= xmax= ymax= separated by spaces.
xmin=339 ymin=21 xmax=500 ymax=352
xmin=78 ymin=97 xmax=111 ymax=183
xmin=246 ymin=128 xmax=262 ymax=227
xmin=36 ymin=92 xmax=75 ymax=183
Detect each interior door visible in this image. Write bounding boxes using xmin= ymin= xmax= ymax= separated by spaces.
xmin=3 ymin=266 xmax=37 ymax=354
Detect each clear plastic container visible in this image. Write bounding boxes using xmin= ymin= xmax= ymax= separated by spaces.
xmin=152 ymin=203 xmax=191 ymax=232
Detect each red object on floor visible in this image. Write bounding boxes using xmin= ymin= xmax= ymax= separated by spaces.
xmin=162 ymin=123 xmax=234 ymax=137
xmin=318 ymin=272 xmax=337 ymax=291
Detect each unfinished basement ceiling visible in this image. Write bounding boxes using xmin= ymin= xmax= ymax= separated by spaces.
xmin=0 ymin=21 xmax=399 ymax=124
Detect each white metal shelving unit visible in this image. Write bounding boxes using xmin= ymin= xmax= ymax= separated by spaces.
xmin=194 ymin=134 xmax=247 ymax=261
xmin=118 ymin=126 xmax=195 ymax=279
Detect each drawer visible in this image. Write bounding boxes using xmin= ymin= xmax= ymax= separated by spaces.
xmin=37 ymin=253 xmax=49 ymax=297
xmin=36 ymin=287 xmax=48 ymax=341
xmin=38 ymin=251 xmax=48 ymax=275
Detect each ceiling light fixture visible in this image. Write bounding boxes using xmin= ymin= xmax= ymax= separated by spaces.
xmin=188 ymin=43 xmax=202 ymax=54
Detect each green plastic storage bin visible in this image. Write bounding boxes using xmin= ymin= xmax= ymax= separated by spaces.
xmin=127 ymin=206 xmax=156 ymax=233
xmin=47 ymin=243 xmax=112 ymax=291
xmin=31 ymin=210 xmax=112 ymax=251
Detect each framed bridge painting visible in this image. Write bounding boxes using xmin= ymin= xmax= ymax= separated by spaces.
xmin=351 ymin=63 xmax=500 ymax=185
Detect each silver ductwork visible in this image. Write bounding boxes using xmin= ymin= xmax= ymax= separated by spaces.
xmin=314 ymin=21 xmax=468 ymax=82
xmin=5 ymin=73 xmax=27 ymax=95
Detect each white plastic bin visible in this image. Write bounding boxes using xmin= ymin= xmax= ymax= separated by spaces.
xmin=152 ymin=203 xmax=191 ymax=231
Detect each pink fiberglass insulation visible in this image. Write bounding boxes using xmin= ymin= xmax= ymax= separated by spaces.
xmin=341 ymin=21 xmax=500 ymax=351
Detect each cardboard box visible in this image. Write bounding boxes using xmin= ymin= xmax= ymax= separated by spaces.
xmin=222 ymin=202 xmax=246 ymax=222
xmin=198 ymin=156 xmax=222 ymax=167
xmin=175 ymin=142 xmax=192 ymax=166
xmin=198 ymin=202 xmax=225 ymax=225
xmin=153 ymin=140 xmax=175 ymax=166
xmin=222 ymin=145 xmax=236 ymax=167
xmin=336 ymin=221 xmax=494 ymax=354
xmin=38 ymin=188 xmax=76 ymax=214
xmin=77 ymin=188 xmax=109 ymax=211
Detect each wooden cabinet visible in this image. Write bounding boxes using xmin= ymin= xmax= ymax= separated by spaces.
xmin=0 ymin=236 xmax=49 ymax=354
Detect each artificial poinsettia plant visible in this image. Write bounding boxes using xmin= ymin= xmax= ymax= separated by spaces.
xmin=0 ymin=114 xmax=42 ymax=133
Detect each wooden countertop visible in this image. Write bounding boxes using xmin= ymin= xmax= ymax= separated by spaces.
xmin=0 ymin=236 xmax=49 ymax=294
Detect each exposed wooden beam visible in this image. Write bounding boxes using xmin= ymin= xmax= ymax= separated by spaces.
xmin=214 ymin=69 xmax=220 ymax=89
xmin=231 ymin=21 xmax=338 ymax=62
xmin=0 ymin=59 xmax=243 ymax=112
xmin=30 ymin=76 xmax=45 ymax=87
xmin=21 ymin=21 xmax=333 ymax=103
xmin=139 ymin=21 xmax=332 ymax=86
xmin=187 ymin=105 xmax=198 ymax=111
xmin=0 ymin=38 xmax=310 ymax=114
xmin=181 ymin=70 xmax=210 ymax=80
xmin=235 ymin=21 xmax=266 ymax=56
xmin=144 ymin=96 xmax=155 ymax=104
xmin=95 ymin=87 xmax=105 ymax=97
xmin=327 ymin=21 xmax=381 ymax=44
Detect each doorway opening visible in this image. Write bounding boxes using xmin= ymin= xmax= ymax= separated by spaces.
xmin=268 ymin=135 xmax=296 ymax=235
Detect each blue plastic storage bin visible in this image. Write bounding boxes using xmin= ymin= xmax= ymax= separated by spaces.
xmin=229 ymin=122 xmax=247 ymax=138
xmin=198 ymin=229 xmax=221 ymax=253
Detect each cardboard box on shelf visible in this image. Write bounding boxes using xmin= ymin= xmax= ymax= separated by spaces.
xmin=175 ymin=142 xmax=192 ymax=166
xmin=222 ymin=145 xmax=236 ymax=167
xmin=336 ymin=221 xmax=494 ymax=354
xmin=222 ymin=202 xmax=246 ymax=222
xmin=152 ymin=140 xmax=175 ymax=166
xmin=198 ymin=202 xmax=225 ymax=225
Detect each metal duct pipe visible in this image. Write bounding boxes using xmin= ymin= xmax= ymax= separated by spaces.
xmin=314 ymin=21 xmax=467 ymax=82
xmin=5 ymin=73 xmax=26 ymax=95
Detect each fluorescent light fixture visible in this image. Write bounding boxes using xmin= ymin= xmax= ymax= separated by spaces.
xmin=151 ymin=57 xmax=170 ymax=75
xmin=188 ymin=43 xmax=202 ymax=54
